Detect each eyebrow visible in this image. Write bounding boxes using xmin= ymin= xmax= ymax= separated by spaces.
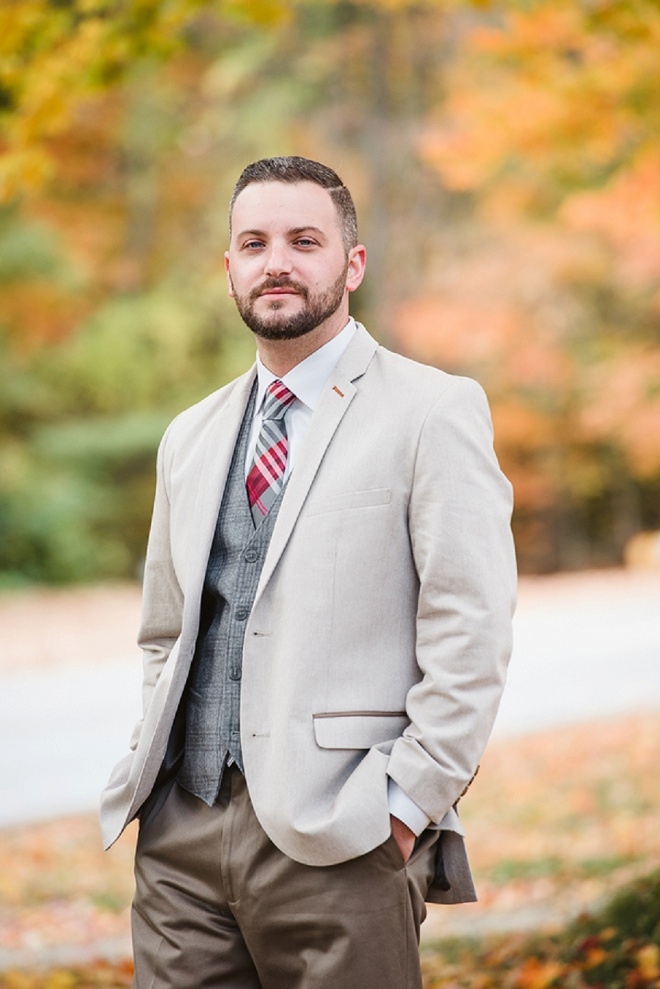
xmin=235 ymin=226 xmax=326 ymax=240
xmin=289 ymin=226 xmax=325 ymax=238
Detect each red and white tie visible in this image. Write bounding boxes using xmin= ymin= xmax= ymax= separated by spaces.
xmin=246 ymin=379 xmax=296 ymax=525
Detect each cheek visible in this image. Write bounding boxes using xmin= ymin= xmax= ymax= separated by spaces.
xmin=227 ymin=264 xmax=256 ymax=296
xmin=308 ymin=264 xmax=344 ymax=292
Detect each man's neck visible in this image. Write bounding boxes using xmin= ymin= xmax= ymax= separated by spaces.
xmin=254 ymin=310 xmax=349 ymax=377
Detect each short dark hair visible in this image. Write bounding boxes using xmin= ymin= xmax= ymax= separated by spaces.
xmin=229 ymin=156 xmax=358 ymax=253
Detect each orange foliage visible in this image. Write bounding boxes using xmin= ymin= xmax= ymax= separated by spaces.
xmin=395 ymin=296 xmax=521 ymax=369
xmin=512 ymin=957 xmax=565 ymax=989
xmin=1 ymin=283 xmax=92 ymax=352
xmin=581 ymin=351 xmax=660 ymax=477
xmin=410 ymin=0 xmax=660 ymax=566
xmin=562 ymin=149 xmax=660 ymax=287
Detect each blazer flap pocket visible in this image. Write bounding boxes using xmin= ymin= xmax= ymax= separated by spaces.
xmin=305 ymin=488 xmax=391 ymax=517
xmin=313 ymin=711 xmax=409 ymax=749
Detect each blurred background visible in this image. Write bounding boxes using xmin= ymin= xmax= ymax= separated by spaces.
xmin=1 ymin=0 xmax=659 ymax=584
xmin=0 ymin=1 xmax=659 ymax=984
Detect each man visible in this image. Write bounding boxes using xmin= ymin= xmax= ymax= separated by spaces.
xmin=101 ymin=156 xmax=516 ymax=989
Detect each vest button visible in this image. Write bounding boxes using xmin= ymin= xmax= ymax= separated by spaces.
xmin=244 ymin=549 xmax=258 ymax=562
xmin=229 ymin=667 xmax=241 ymax=680
xmin=235 ymin=608 xmax=248 ymax=621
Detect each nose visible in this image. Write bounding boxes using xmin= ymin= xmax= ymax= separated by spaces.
xmin=264 ymin=244 xmax=293 ymax=277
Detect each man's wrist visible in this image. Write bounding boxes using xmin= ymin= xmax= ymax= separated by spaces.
xmin=387 ymin=778 xmax=431 ymax=836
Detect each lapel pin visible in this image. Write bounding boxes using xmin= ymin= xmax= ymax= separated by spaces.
xmin=332 ymin=386 xmax=345 ymax=398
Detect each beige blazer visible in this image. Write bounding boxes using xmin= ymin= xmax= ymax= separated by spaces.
xmin=100 ymin=324 xmax=516 ymax=904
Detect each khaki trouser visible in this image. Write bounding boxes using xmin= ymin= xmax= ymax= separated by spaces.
xmin=132 ymin=767 xmax=440 ymax=989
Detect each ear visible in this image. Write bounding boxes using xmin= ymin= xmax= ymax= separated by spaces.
xmin=224 ymin=252 xmax=234 ymax=297
xmin=345 ymin=245 xmax=367 ymax=294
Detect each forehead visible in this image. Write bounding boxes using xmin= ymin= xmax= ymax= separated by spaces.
xmin=230 ymin=180 xmax=341 ymax=238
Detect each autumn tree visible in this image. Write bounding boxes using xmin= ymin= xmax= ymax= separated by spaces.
xmin=407 ymin=0 xmax=660 ymax=570
xmin=0 ymin=0 xmax=466 ymax=582
xmin=2 ymin=0 xmax=658 ymax=580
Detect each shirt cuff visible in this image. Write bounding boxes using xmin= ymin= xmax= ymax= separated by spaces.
xmin=387 ymin=778 xmax=432 ymax=836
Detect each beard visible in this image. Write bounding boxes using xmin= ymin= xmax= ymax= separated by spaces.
xmin=231 ymin=263 xmax=349 ymax=341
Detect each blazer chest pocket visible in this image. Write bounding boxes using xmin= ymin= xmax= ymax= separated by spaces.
xmin=305 ymin=487 xmax=391 ymax=517
xmin=313 ymin=711 xmax=409 ymax=750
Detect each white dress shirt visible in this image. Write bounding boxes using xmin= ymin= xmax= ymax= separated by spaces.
xmin=245 ymin=319 xmax=357 ymax=478
xmin=246 ymin=318 xmax=431 ymax=837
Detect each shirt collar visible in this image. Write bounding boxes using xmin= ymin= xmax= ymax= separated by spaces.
xmin=254 ymin=318 xmax=357 ymax=413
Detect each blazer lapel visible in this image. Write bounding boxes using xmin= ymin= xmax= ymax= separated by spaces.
xmin=254 ymin=324 xmax=378 ymax=602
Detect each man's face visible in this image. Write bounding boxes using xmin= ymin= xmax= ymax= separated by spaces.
xmin=225 ymin=181 xmax=359 ymax=341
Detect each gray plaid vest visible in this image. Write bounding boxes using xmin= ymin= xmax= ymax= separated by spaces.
xmin=178 ymin=383 xmax=285 ymax=805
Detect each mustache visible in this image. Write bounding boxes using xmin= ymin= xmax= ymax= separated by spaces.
xmin=249 ymin=277 xmax=308 ymax=301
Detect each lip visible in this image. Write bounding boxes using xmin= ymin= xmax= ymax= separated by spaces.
xmin=260 ymin=288 xmax=298 ymax=297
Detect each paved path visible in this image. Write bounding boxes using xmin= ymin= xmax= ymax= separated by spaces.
xmin=493 ymin=569 xmax=660 ymax=735
xmin=1 ymin=570 xmax=659 ymax=828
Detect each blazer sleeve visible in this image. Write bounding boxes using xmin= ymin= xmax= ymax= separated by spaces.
xmin=386 ymin=376 xmax=517 ymax=823
xmin=128 ymin=421 xmax=184 ymax=750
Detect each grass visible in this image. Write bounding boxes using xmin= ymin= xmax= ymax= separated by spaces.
xmin=421 ymin=869 xmax=660 ymax=988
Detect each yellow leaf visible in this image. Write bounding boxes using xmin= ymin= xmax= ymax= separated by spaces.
xmin=515 ymin=956 xmax=565 ymax=989
xmin=584 ymin=947 xmax=607 ymax=968
xmin=637 ymin=943 xmax=660 ymax=981
xmin=45 ymin=972 xmax=78 ymax=989
xmin=3 ymin=970 xmax=38 ymax=989
xmin=0 ymin=147 xmax=53 ymax=201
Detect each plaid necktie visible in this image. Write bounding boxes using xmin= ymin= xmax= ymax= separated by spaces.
xmin=246 ymin=379 xmax=296 ymax=525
